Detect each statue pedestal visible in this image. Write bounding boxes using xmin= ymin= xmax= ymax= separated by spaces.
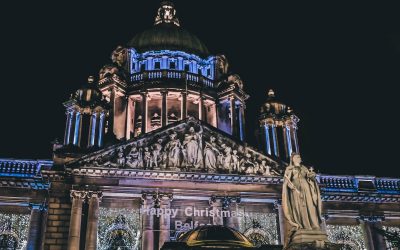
xmin=285 ymin=230 xmax=342 ymax=250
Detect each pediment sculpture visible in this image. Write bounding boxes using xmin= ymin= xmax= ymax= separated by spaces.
xmin=73 ymin=118 xmax=282 ymax=176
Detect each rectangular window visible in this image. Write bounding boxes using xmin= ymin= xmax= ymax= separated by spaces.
xmin=155 ymin=61 xmax=161 ymax=69
xmin=170 ymin=61 xmax=176 ymax=69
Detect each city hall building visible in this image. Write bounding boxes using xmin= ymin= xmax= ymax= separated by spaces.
xmin=0 ymin=2 xmax=399 ymax=250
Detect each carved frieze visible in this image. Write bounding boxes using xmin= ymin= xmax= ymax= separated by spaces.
xmin=72 ymin=119 xmax=282 ymax=177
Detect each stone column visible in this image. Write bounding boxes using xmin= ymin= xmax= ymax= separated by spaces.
xmin=370 ymin=221 xmax=387 ymax=250
xmin=141 ymin=92 xmax=148 ymax=133
xmin=274 ymin=200 xmax=286 ymax=245
xmin=131 ymin=98 xmax=136 ymax=137
xmin=64 ymin=111 xmax=72 ymax=145
xmin=84 ymin=191 xmax=103 ymax=250
xmin=360 ymin=217 xmax=387 ymax=250
xmin=108 ymin=88 xmax=116 ymax=135
xmin=73 ymin=111 xmax=82 ymax=146
xmin=26 ymin=203 xmax=46 ymax=250
xmin=142 ymin=193 xmax=155 ymax=250
xmin=126 ymin=97 xmax=132 ymax=140
xmin=272 ymin=124 xmax=279 ymax=157
xmin=161 ymin=90 xmax=168 ymax=127
xmin=67 ymin=190 xmax=86 ymax=250
xmin=199 ymin=95 xmax=205 ymax=121
xmin=209 ymin=196 xmax=223 ymax=225
xmin=98 ymin=112 xmax=105 ymax=147
xmin=181 ymin=92 xmax=187 ymax=120
xmin=159 ymin=194 xmax=173 ymax=250
xmin=229 ymin=96 xmax=237 ymax=137
xmin=223 ymin=197 xmax=240 ymax=230
xmin=238 ymin=103 xmax=245 ymax=141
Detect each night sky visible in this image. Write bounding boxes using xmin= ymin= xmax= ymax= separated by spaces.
xmin=0 ymin=1 xmax=398 ymax=177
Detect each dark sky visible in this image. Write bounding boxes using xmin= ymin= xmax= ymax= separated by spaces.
xmin=0 ymin=1 xmax=399 ymax=177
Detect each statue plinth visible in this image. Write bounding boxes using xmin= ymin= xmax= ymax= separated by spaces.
xmin=290 ymin=229 xmax=327 ymax=244
xmin=285 ymin=229 xmax=342 ymax=250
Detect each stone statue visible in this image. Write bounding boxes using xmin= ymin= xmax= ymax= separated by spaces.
xmin=126 ymin=145 xmax=141 ymax=169
xmin=143 ymin=147 xmax=152 ymax=170
xmin=99 ymin=64 xmax=119 ymax=80
xmin=204 ymin=136 xmax=220 ymax=172
xmin=183 ymin=126 xmax=203 ymax=169
xmin=240 ymin=153 xmax=255 ymax=174
xmin=222 ymin=146 xmax=233 ymax=173
xmin=151 ymin=139 xmax=163 ymax=169
xmin=282 ymin=153 xmax=324 ymax=245
xmin=231 ymin=149 xmax=240 ymax=173
xmin=111 ymin=46 xmax=127 ymax=67
xmin=115 ymin=148 xmax=125 ymax=166
xmin=165 ymin=132 xmax=181 ymax=169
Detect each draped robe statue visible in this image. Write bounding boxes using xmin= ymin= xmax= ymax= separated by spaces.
xmin=204 ymin=136 xmax=220 ymax=172
xmin=183 ymin=126 xmax=203 ymax=168
xmin=282 ymin=153 xmax=323 ymax=235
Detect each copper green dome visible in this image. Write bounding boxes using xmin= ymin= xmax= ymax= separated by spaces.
xmin=127 ymin=1 xmax=210 ymax=57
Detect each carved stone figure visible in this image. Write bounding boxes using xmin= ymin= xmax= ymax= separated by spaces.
xmin=216 ymin=54 xmax=229 ymax=76
xmin=151 ymin=139 xmax=163 ymax=169
xmin=111 ymin=46 xmax=127 ymax=67
xmin=228 ymin=74 xmax=244 ymax=89
xmin=222 ymin=146 xmax=233 ymax=173
xmin=203 ymin=136 xmax=220 ymax=172
xmin=183 ymin=127 xmax=203 ymax=168
xmin=240 ymin=153 xmax=255 ymax=174
xmin=282 ymin=153 xmax=323 ymax=235
xmin=143 ymin=147 xmax=152 ymax=170
xmin=231 ymin=149 xmax=240 ymax=173
xmin=126 ymin=146 xmax=141 ymax=169
xmin=165 ymin=132 xmax=181 ymax=169
xmin=116 ymin=148 xmax=125 ymax=166
xmin=99 ymin=64 xmax=119 ymax=80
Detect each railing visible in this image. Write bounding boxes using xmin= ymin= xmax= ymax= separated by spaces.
xmin=319 ymin=175 xmax=357 ymax=190
xmin=0 ymin=159 xmax=53 ymax=177
xmin=319 ymin=175 xmax=400 ymax=194
xmin=130 ymin=70 xmax=214 ymax=88
xmin=375 ymin=178 xmax=400 ymax=193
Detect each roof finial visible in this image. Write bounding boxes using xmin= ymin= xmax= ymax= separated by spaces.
xmin=154 ymin=1 xmax=180 ymax=26
xmin=268 ymin=89 xmax=275 ymax=98
xmin=88 ymin=76 xmax=95 ymax=84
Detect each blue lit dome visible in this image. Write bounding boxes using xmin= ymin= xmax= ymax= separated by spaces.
xmin=127 ymin=1 xmax=209 ymax=57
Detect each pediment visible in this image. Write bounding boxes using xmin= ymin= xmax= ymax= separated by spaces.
xmin=68 ymin=117 xmax=283 ymax=177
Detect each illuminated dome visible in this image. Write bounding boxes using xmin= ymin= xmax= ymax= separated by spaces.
xmin=260 ymin=89 xmax=291 ymax=116
xmin=72 ymin=76 xmax=105 ymax=107
xmin=127 ymin=1 xmax=209 ymax=57
xmin=176 ymin=225 xmax=254 ymax=248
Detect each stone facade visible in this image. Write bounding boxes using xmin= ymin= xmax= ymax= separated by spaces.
xmin=0 ymin=2 xmax=399 ymax=250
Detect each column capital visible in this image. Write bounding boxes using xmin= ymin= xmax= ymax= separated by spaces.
xmin=141 ymin=192 xmax=173 ymax=205
xmin=86 ymin=191 xmax=103 ymax=202
xmin=70 ymin=190 xmax=88 ymax=200
xmin=209 ymin=195 xmax=240 ymax=209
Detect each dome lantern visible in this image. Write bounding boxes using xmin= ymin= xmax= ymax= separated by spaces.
xmin=154 ymin=1 xmax=180 ymax=27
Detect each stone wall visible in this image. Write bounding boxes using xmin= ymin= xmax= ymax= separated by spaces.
xmin=44 ymin=197 xmax=71 ymax=250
